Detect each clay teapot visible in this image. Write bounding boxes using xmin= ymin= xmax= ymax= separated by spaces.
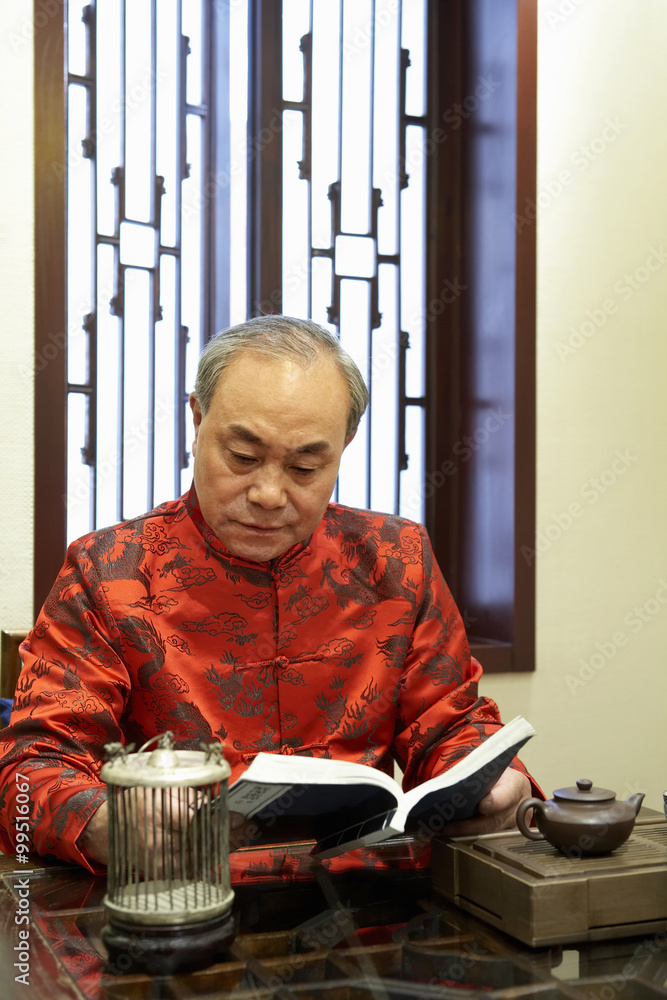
xmin=516 ymin=778 xmax=644 ymax=857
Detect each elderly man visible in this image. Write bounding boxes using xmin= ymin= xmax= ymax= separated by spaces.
xmin=0 ymin=315 xmax=534 ymax=870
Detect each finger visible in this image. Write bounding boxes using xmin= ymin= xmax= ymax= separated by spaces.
xmin=478 ymin=769 xmax=531 ymax=816
xmin=229 ymin=811 xmax=248 ymax=830
xmin=440 ymin=807 xmax=517 ymax=837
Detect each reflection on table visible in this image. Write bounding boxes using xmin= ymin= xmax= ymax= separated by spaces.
xmin=1 ymin=834 xmax=667 ymax=1000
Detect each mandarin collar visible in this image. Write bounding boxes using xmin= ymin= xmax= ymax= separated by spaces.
xmin=185 ymin=482 xmax=319 ymax=569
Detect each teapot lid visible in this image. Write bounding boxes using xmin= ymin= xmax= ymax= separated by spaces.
xmin=553 ymin=778 xmax=616 ymax=803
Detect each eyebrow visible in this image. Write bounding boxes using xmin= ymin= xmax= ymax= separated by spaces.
xmin=227 ymin=424 xmax=332 ymax=455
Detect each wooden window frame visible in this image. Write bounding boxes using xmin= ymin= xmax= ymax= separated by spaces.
xmin=425 ymin=0 xmax=536 ymax=671
xmin=34 ymin=0 xmax=67 ymax=614
xmin=33 ymin=0 xmax=536 ymax=675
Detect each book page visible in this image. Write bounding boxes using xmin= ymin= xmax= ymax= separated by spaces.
xmin=232 ymin=752 xmax=402 ymax=795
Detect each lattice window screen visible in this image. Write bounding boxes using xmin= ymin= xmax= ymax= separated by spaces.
xmin=280 ymin=0 xmax=427 ymax=519
xmin=65 ymin=0 xmax=426 ymax=540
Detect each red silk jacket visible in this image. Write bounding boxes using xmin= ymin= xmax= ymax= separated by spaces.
xmin=0 ymin=487 xmax=528 ymax=870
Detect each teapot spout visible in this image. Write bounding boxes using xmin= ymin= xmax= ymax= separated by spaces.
xmin=626 ymin=792 xmax=645 ymax=816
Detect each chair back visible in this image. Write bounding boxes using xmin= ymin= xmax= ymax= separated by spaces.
xmin=0 ymin=630 xmax=28 ymax=728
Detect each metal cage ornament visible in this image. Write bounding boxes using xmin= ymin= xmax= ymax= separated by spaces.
xmin=101 ymin=732 xmax=235 ymax=974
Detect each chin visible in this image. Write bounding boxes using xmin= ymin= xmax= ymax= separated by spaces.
xmin=221 ymin=530 xmax=292 ymax=563
xmin=232 ymin=543 xmax=285 ymax=563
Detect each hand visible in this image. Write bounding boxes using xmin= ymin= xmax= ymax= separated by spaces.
xmin=79 ymin=791 xmax=198 ymax=871
xmin=229 ymin=811 xmax=262 ymax=852
xmin=440 ymin=768 xmax=533 ymax=837
xmin=82 ymin=802 xmax=285 ymax=865
xmin=79 ymin=800 xmax=109 ymax=865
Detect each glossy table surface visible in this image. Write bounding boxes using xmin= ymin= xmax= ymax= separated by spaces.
xmin=2 ymin=836 xmax=667 ymax=1000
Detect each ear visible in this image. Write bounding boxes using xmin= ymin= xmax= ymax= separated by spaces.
xmin=190 ymin=394 xmax=203 ymax=453
xmin=343 ymin=432 xmax=356 ymax=449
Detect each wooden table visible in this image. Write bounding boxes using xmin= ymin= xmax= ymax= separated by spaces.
xmin=2 ymin=836 xmax=667 ymax=999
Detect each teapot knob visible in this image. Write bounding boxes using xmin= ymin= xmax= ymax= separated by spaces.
xmin=576 ymin=778 xmax=593 ymax=793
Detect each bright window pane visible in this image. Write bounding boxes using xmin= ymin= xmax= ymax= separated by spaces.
xmin=67 ymin=3 xmax=217 ymax=539
xmin=124 ymin=0 xmax=154 ymax=223
xmin=281 ymin=0 xmax=427 ymax=516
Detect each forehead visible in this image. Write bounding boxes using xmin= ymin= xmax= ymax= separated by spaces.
xmin=208 ymin=351 xmax=350 ymax=443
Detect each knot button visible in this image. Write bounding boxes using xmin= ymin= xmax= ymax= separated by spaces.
xmin=275 ymin=656 xmax=290 ymax=669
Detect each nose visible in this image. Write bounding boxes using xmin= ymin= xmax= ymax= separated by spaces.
xmin=246 ymin=466 xmax=287 ymax=509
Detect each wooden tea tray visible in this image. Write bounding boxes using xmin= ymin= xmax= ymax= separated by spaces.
xmin=431 ymin=816 xmax=667 ymax=947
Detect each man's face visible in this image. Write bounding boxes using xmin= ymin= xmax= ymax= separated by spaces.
xmin=190 ymin=351 xmax=352 ymax=562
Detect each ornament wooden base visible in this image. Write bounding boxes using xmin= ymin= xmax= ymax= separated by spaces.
xmin=102 ymin=908 xmax=236 ymax=975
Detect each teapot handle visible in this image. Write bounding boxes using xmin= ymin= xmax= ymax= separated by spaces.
xmin=516 ymin=797 xmax=544 ymax=841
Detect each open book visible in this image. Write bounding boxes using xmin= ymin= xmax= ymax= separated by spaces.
xmin=227 ymin=715 xmax=535 ymax=858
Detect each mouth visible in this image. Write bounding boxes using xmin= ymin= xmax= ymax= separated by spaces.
xmin=239 ymin=522 xmax=285 ymax=533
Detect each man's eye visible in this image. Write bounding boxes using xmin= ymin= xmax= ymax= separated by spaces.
xmin=293 ymin=466 xmax=316 ymax=475
xmin=232 ymin=453 xmax=256 ymax=465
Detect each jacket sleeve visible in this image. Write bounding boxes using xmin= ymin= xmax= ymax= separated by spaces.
xmin=0 ymin=539 xmax=131 ymax=872
xmin=392 ymin=525 xmax=538 ymax=797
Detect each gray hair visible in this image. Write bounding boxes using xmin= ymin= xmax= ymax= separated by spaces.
xmin=193 ymin=315 xmax=369 ymax=439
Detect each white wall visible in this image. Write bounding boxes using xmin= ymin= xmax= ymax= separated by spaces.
xmin=0 ymin=2 xmax=34 ymax=631
xmin=482 ymin=0 xmax=667 ymax=810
